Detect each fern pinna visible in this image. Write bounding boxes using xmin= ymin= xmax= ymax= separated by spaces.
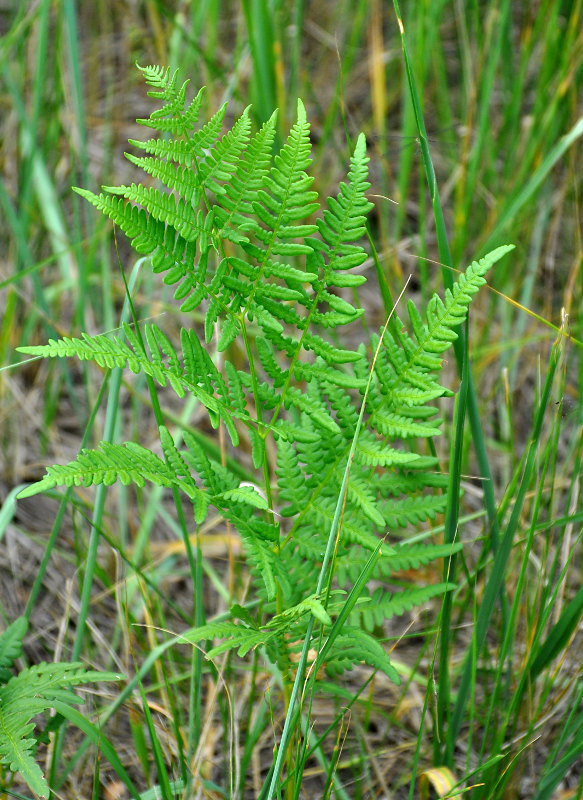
xmin=18 ymin=65 xmax=513 ymax=684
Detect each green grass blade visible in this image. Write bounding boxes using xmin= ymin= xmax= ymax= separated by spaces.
xmin=391 ymin=0 xmax=508 ymax=570
xmin=51 ymin=700 xmax=140 ymax=800
xmin=479 ymin=115 xmax=583 ymax=255
xmin=436 ymin=319 xmax=469 ymax=764
xmin=447 ymin=325 xmax=564 ymax=757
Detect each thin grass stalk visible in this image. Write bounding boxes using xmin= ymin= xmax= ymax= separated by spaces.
xmin=3 ymin=71 xmax=75 ymax=288
xmin=479 ymin=116 xmax=583 ymax=257
xmin=452 ymin=0 xmax=510 ymax=262
xmin=287 ymin=0 xmax=304 ymax=104
xmin=368 ymin=0 xmax=390 ymax=255
xmin=135 ymin=668 xmax=174 ymax=800
xmin=312 ymin=0 xmax=369 ymax=170
xmin=119 ymin=260 xmax=207 ymax=763
xmin=366 ymin=226 xmax=396 ymax=320
xmin=148 ymin=587 xmax=190 ymax=789
xmin=26 ymin=0 xmax=50 ymax=228
xmin=435 ymin=318 xmax=468 ymax=765
xmin=391 ymin=2 xmax=506 ymax=589
xmin=69 ymin=261 xmax=142 ymax=660
xmin=447 ymin=322 xmax=564 ymax=760
xmin=61 ymin=0 xmax=91 ymax=325
xmin=46 ymin=265 xmax=143 ymax=791
xmin=476 ymin=416 xmax=556 ymax=794
xmin=54 ymin=598 xmax=251 ymax=790
xmin=534 ymin=680 xmax=583 ymax=800
xmin=241 ymin=0 xmax=279 ymax=130
xmin=51 ymin=700 xmax=140 ymax=800
xmin=22 ymin=374 xmax=108 ymax=620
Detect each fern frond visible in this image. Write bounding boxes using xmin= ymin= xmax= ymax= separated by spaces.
xmin=264 ymin=594 xmax=332 ymax=630
xmin=100 ymin=184 xmax=204 ymax=241
xmin=366 ymin=409 xmax=442 ymax=440
xmin=411 ymin=245 xmax=515 ymax=363
xmin=276 ymin=439 xmax=309 ymax=517
xmin=380 ymin=542 xmax=463 ymax=575
xmin=313 ymin=134 xmax=372 ymax=275
xmin=307 ymin=497 xmax=379 ymax=550
xmin=180 ymin=621 xmax=263 ymax=659
xmin=381 ymin=493 xmax=449 ymax=528
xmin=123 ymin=154 xmax=203 ymax=205
xmin=354 ymin=432 xmax=421 ymax=467
xmin=355 ymin=584 xmax=453 ymax=632
xmin=0 ymin=661 xmax=121 ymax=798
xmin=0 ymin=617 xmax=27 ymax=681
xmin=215 ymin=112 xmax=277 ymax=222
xmin=336 ymin=541 xmax=462 ymax=586
xmin=17 ymin=440 xmax=199 ymax=499
xmin=71 ymin=189 xmax=214 ymax=312
xmin=18 ymin=324 xmax=241 ymax=446
xmin=344 ymin=475 xmax=385 ymax=529
xmin=323 ymin=627 xmax=399 ymax=683
xmin=239 ymin=531 xmax=278 ymax=600
xmin=218 ymin=485 xmax=269 ymax=511
xmin=202 ymin=109 xmax=253 ymax=190
xmin=136 ymin=64 xmax=206 ymax=134
xmin=21 ymin=64 xmax=517 ymax=715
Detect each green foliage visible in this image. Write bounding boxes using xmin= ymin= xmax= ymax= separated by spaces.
xmin=17 ymin=65 xmax=512 ymax=692
xmin=0 ymin=617 xmax=122 ymax=798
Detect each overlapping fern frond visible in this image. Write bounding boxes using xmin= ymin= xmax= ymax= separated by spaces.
xmin=0 ymin=617 xmax=121 ymax=798
xmin=17 ymin=65 xmax=514 ymax=686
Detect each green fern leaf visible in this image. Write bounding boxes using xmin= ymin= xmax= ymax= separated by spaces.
xmin=323 ymin=627 xmax=399 ymax=683
xmin=180 ymin=621 xmax=256 ymax=659
xmin=416 ymin=246 xmax=514 ymax=359
xmin=355 ymin=434 xmax=421 ymax=467
xmin=264 ymin=594 xmax=332 ymax=630
xmin=20 ymin=65 xmax=517 ymax=708
xmin=355 ymin=583 xmax=453 ymax=632
xmin=307 ymin=497 xmax=379 ymax=550
xmin=18 ymin=326 xmax=242 ymax=447
xmin=0 ymin=617 xmax=27 ymax=682
xmin=368 ymin=410 xmax=442 ymax=440
xmin=218 ymin=485 xmax=269 ymax=511
xmin=240 ymin=533 xmax=277 ymax=600
xmin=0 ymin=661 xmax=121 ymax=798
xmin=17 ymin=441 xmax=197 ymax=499
xmin=276 ymin=439 xmax=309 ymax=517
xmin=214 ymin=111 xmax=278 ymax=235
xmin=344 ymin=475 xmax=385 ymax=528
xmin=381 ymin=493 xmax=449 ymax=528
xmin=380 ymin=542 xmax=463 ymax=575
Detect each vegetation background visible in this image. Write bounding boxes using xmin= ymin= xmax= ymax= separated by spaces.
xmin=0 ymin=1 xmax=582 ymax=798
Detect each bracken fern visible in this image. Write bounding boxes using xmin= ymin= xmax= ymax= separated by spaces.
xmin=17 ymin=64 xmax=513 ymax=730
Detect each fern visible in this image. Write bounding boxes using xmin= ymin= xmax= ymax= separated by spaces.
xmin=0 ymin=617 xmax=121 ymax=798
xmin=17 ymin=64 xmax=514 ymax=700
